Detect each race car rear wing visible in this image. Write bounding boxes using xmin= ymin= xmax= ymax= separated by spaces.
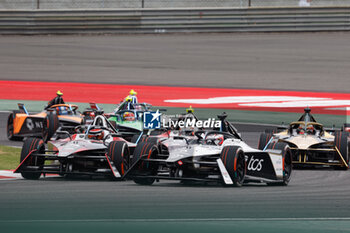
xmin=17 ymin=103 xmax=29 ymax=115
xmin=89 ymin=102 xmax=101 ymax=111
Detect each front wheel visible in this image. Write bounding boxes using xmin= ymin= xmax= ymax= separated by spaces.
xmin=107 ymin=141 xmax=130 ymax=176
xmin=220 ymin=146 xmax=246 ymax=187
xmin=20 ymin=137 xmax=45 ymax=180
xmin=334 ymin=131 xmax=349 ymax=170
xmin=266 ymin=142 xmax=292 ymax=186
xmin=42 ymin=113 xmax=59 ymax=142
xmin=131 ymin=142 xmax=159 ymax=185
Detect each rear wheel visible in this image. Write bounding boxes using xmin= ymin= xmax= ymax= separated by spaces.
xmin=258 ymin=132 xmax=273 ymax=150
xmin=42 ymin=113 xmax=59 ymax=142
xmin=334 ymin=131 xmax=349 ymax=169
xmin=220 ymin=146 xmax=246 ymax=187
xmin=266 ymin=142 xmax=292 ymax=186
xmin=20 ymin=137 xmax=45 ymax=180
xmin=107 ymin=141 xmax=130 ymax=176
xmin=341 ymin=123 xmax=350 ymax=133
xmin=131 ymin=142 xmax=159 ymax=185
xmin=131 ymin=134 xmax=142 ymax=143
xmin=7 ymin=112 xmax=22 ymax=141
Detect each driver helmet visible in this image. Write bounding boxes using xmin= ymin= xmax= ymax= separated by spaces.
xmin=125 ymin=96 xmax=132 ymax=102
xmin=129 ymin=89 xmax=137 ymax=96
xmin=56 ymin=90 xmax=63 ymax=96
xmin=88 ymin=128 xmax=104 ymax=140
xmin=186 ymin=106 xmax=194 ymax=113
xmin=206 ymin=134 xmax=224 ymax=145
xmin=123 ymin=112 xmax=135 ymax=121
xmin=307 ymin=125 xmax=315 ymax=134
xmin=134 ymin=104 xmax=142 ymax=111
xmin=298 ymin=125 xmax=305 ymax=135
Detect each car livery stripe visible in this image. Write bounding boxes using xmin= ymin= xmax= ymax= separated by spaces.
xmin=0 ymin=175 xmax=17 ymax=179
xmin=121 ymin=144 xmax=125 ymax=175
xmin=13 ymin=149 xmax=36 ymax=173
xmin=224 ymin=147 xmax=229 ymax=167
xmin=112 ymin=142 xmax=117 ymax=162
xmin=234 ymin=148 xmax=240 ymax=172
xmin=139 ymin=143 xmax=148 ymax=170
xmin=46 ymin=117 xmax=49 ymax=132
xmin=272 ymin=141 xmax=277 ymax=149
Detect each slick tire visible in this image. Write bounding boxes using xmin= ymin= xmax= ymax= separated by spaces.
xmin=20 ymin=137 xmax=45 ymax=180
xmin=131 ymin=134 xmax=143 ymax=143
xmin=334 ymin=131 xmax=349 ymax=170
xmin=137 ymin=136 xmax=159 ymax=144
xmin=131 ymin=142 xmax=159 ymax=185
xmin=265 ymin=128 xmax=277 ymax=134
xmin=266 ymin=142 xmax=292 ymax=186
xmin=7 ymin=111 xmax=23 ymax=141
xmin=341 ymin=123 xmax=350 ymax=132
xmin=220 ymin=146 xmax=246 ymax=187
xmin=258 ymin=132 xmax=273 ymax=150
xmin=42 ymin=113 xmax=59 ymax=142
xmin=107 ymin=141 xmax=130 ymax=176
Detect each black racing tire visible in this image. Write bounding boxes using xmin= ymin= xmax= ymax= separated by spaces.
xmin=265 ymin=128 xmax=277 ymax=134
xmin=266 ymin=142 xmax=292 ymax=186
xmin=107 ymin=141 xmax=130 ymax=176
xmin=7 ymin=112 xmax=23 ymax=141
xmin=131 ymin=142 xmax=159 ymax=185
xmin=131 ymin=134 xmax=142 ymax=143
xmin=137 ymin=135 xmax=149 ymax=143
xmin=334 ymin=131 xmax=349 ymax=169
xmin=258 ymin=132 xmax=273 ymax=150
xmin=143 ymin=136 xmax=160 ymax=144
xmin=134 ymin=135 xmax=159 ymax=144
xmin=341 ymin=123 xmax=350 ymax=132
xmin=20 ymin=137 xmax=45 ymax=180
xmin=220 ymin=146 xmax=246 ymax=187
xmin=42 ymin=113 xmax=59 ymax=142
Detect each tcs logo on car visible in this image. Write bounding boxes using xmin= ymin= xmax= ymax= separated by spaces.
xmin=247 ymin=156 xmax=264 ymax=171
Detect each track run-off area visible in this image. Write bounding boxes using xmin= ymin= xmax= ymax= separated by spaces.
xmin=1 ymin=33 xmax=350 ymax=232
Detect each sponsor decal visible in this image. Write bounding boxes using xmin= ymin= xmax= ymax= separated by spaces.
xmin=247 ymin=156 xmax=264 ymax=171
xmin=162 ymin=117 xmax=221 ymax=129
xmin=144 ymin=111 xmax=222 ymax=129
xmin=26 ymin=118 xmax=43 ymax=131
xmin=144 ymin=110 xmax=162 ymax=129
xmin=26 ymin=119 xmax=34 ymax=131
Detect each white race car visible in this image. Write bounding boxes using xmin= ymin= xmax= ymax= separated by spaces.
xmin=125 ymin=116 xmax=292 ymax=187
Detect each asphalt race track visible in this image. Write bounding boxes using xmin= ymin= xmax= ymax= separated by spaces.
xmin=1 ymin=33 xmax=350 ymax=232
xmin=0 ymin=33 xmax=349 ymax=92
xmin=2 ymin=111 xmax=350 ymax=233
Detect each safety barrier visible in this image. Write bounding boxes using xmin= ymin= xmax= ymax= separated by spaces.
xmin=0 ymin=7 xmax=349 ymax=34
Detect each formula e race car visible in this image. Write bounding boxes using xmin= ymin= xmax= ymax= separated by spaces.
xmin=7 ymin=103 xmax=91 ymax=141
xmin=14 ymin=114 xmax=135 ymax=180
xmin=258 ymin=107 xmax=349 ymax=169
xmin=123 ymin=114 xmax=292 ymax=186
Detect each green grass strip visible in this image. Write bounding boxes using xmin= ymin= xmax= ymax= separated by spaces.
xmin=0 ymin=145 xmax=21 ymax=170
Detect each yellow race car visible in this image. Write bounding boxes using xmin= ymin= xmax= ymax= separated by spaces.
xmin=7 ymin=103 xmax=88 ymax=142
xmin=258 ymin=107 xmax=349 ymax=169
